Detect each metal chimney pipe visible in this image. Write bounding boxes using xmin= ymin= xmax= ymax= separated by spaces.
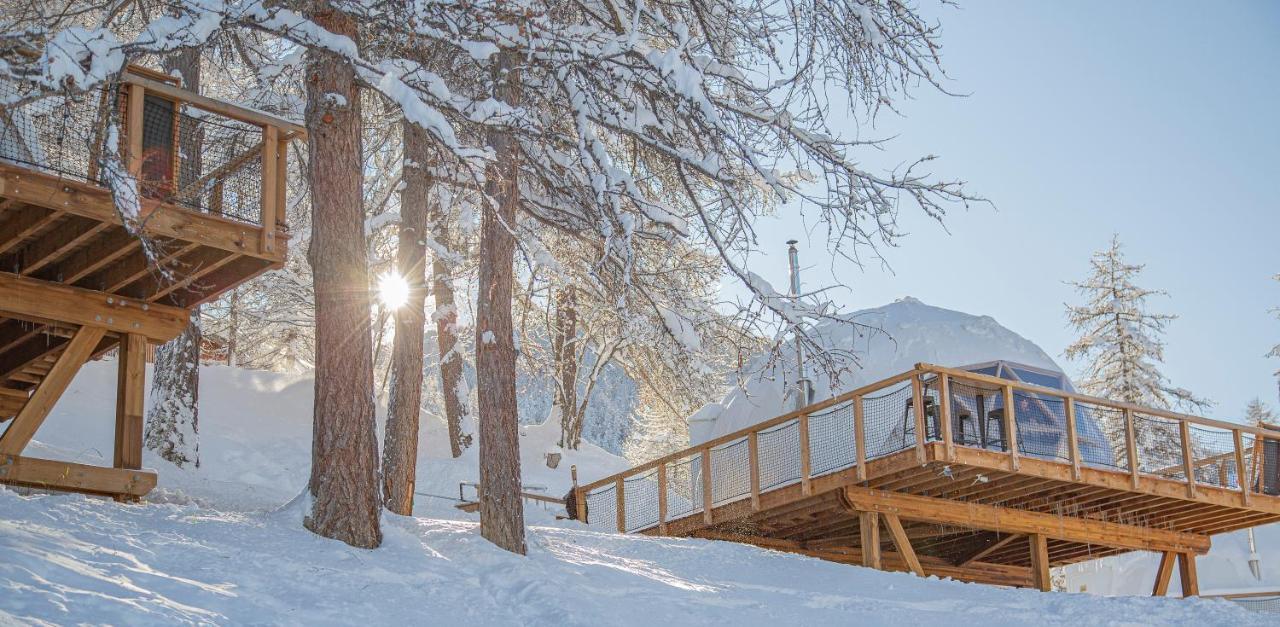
xmin=787 ymin=240 xmax=811 ymax=410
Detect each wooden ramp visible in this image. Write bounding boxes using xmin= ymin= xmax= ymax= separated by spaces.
xmin=573 ymin=364 xmax=1280 ymax=594
xmin=0 ymin=68 xmax=301 ymax=499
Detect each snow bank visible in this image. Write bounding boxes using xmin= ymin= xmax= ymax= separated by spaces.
xmin=692 ymin=297 xmax=1066 ymax=444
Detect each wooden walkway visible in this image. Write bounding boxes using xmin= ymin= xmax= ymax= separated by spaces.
xmin=0 ymin=67 xmax=300 ymax=499
xmin=573 ymin=364 xmax=1280 ymax=593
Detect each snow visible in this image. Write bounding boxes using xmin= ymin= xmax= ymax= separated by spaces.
xmin=692 ymin=297 xmax=1067 ymax=444
xmin=0 ymin=360 xmax=1271 ymax=624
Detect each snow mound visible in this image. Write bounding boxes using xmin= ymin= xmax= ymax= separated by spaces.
xmin=692 ymin=297 xmax=1065 ymax=444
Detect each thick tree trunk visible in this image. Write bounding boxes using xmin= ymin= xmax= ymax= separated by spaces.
xmin=302 ymin=4 xmax=381 ymax=548
xmin=381 ymin=121 xmax=431 ymax=515
xmin=431 ymin=184 xmax=469 ymax=459
xmin=145 ymin=47 xmax=202 ymax=467
xmin=552 ymin=285 xmax=581 ymax=449
xmin=476 ymin=51 xmax=526 ymax=555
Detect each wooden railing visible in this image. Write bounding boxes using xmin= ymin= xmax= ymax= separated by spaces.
xmin=575 ymin=363 xmax=1280 ymax=533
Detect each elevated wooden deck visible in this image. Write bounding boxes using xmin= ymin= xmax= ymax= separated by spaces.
xmin=574 ymin=364 xmax=1280 ymax=593
xmin=0 ymin=68 xmax=301 ymax=498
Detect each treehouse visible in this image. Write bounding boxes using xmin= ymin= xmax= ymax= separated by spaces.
xmin=0 ymin=66 xmax=302 ymax=499
xmin=573 ymin=363 xmax=1280 ymax=595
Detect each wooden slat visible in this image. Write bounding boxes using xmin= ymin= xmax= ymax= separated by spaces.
xmin=0 ymin=325 xmax=105 ymax=455
xmin=799 ymin=412 xmax=812 ymax=496
xmin=0 ymin=207 xmax=62 ymax=256
xmin=958 ymin=533 xmax=1023 ymax=567
xmin=748 ymin=431 xmax=761 ymax=511
xmin=1234 ymin=429 xmax=1250 ymax=506
xmin=701 ymin=449 xmax=713 ymax=525
xmin=1002 ymin=384 xmax=1019 ymax=471
xmin=12 ymin=218 xmax=110 ymax=276
xmin=657 ymin=462 xmax=668 ymax=533
xmin=912 ymin=376 xmax=927 ymax=463
xmin=882 ymin=513 xmax=925 ymax=576
xmin=0 ymin=272 xmax=188 ymax=341
xmin=1180 ymin=421 xmax=1196 ymax=498
xmin=43 ymin=229 xmax=141 ymax=284
xmin=938 ymin=374 xmax=954 ymax=462
xmin=1124 ymin=408 xmax=1140 ymax=489
xmin=0 ymin=454 xmax=156 ymax=497
xmin=126 ymin=84 xmax=145 ymax=178
xmin=615 ymin=477 xmax=626 ymax=533
xmin=854 ymin=394 xmax=866 ymax=481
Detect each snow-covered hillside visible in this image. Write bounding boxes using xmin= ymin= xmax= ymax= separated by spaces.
xmin=0 ymin=360 xmax=1273 ymax=624
xmin=691 ymin=297 xmax=1068 ymax=444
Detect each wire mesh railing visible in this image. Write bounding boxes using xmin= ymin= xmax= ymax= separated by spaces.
xmin=576 ymin=364 xmax=1280 ymax=533
xmin=0 ymin=72 xmax=290 ymax=228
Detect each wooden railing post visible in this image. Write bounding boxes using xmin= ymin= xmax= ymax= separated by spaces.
xmin=799 ymin=413 xmax=812 ymax=495
xmin=748 ymin=431 xmax=761 ymax=511
xmin=1124 ymin=408 xmax=1140 ymax=489
xmin=260 ymin=125 xmax=279 ymax=253
xmin=126 ymin=83 xmax=146 ymax=179
xmin=701 ymin=449 xmax=713 ymax=525
xmin=275 ymin=135 xmax=288 ymax=227
xmin=1002 ymin=384 xmax=1019 ymax=471
xmin=572 ymin=465 xmax=588 ymax=522
xmin=911 ymin=375 xmax=927 ymax=464
xmin=938 ymin=373 xmax=954 ymax=462
xmin=853 ymin=395 xmax=867 ymax=481
xmin=615 ymin=477 xmax=626 ymax=533
xmin=1233 ymin=429 xmax=1250 ymax=506
xmin=1065 ymin=397 xmax=1081 ymax=480
xmin=657 ymin=462 xmax=669 ymax=534
xmin=1179 ymin=421 xmax=1197 ymax=498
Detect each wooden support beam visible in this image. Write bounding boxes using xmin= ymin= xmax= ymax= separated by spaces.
xmin=1177 ymin=552 xmax=1199 ymax=597
xmin=701 ymin=449 xmax=713 ymax=524
xmin=260 ymin=125 xmax=279 ymax=254
xmin=882 ymin=513 xmax=925 ymax=576
xmin=126 ymin=84 xmax=146 ymax=178
xmin=1124 ymin=408 xmax=1140 ymax=489
xmin=615 ymin=477 xmax=626 ymax=533
xmin=938 ymin=374 xmax=954 ymax=462
xmin=1002 ymin=384 xmax=1019 ymax=471
xmin=912 ymin=376 xmax=927 ymax=463
xmin=1029 ymin=533 xmax=1051 ymax=592
xmin=1233 ymin=429 xmax=1250 ymax=507
xmin=0 ymin=325 xmax=104 ymax=455
xmin=958 ymin=533 xmax=1024 ymax=567
xmin=1065 ymin=398 xmax=1081 ymax=481
xmin=0 ymin=454 xmax=156 ymax=497
xmin=748 ymin=431 xmax=761 ymax=511
xmin=854 ymin=395 xmax=866 ymax=481
xmin=40 ymin=229 xmax=141 ymax=284
xmin=657 ymin=462 xmax=668 ymax=534
xmin=1152 ymin=551 xmax=1176 ymax=596
xmin=842 ymin=486 xmax=1210 ymax=554
xmin=0 ymin=271 xmax=189 ymax=342
xmin=113 ymin=334 xmax=145 ymax=474
xmin=1180 ymin=421 xmax=1197 ymax=498
xmin=0 ymin=207 xmax=62 ymax=257
xmin=858 ymin=510 xmax=881 ymax=569
xmin=10 ymin=217 xmax=109 ymax=276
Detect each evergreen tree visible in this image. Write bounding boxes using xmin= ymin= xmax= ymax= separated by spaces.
xmin=1246 ymin=398 xmax=1276 ymax=428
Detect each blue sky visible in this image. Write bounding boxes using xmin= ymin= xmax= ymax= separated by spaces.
xmin=741 ymin=1 xmax=1279 ymax=421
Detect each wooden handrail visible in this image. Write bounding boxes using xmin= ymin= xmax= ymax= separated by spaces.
xmin=123 ymin=71 xmax=306 ymax=137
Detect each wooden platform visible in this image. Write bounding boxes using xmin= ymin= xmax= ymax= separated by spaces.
xmin=574 ymin=364 xmax=1280 ymax=594
xmin=0 ymin=69 xmax=300 ymax=499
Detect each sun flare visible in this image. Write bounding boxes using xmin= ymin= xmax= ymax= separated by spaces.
xmin=377 ymin=272 xmax=411 ymax=309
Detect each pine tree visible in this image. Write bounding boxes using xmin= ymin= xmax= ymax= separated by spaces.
xmin=301 ymin=2 xmax=381 ymax=549
xmin=1246 ymin=398 xmax=1276 ymax=428
xmin=1065 ymin=236 xmax=1211 ymax=466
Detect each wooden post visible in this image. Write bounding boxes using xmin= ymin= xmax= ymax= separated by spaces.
xmin=1177 ymin=552 xmax=1199 ymax=597
xmin=701 ymin=449 xmax=713 ymax=525
xmin=1233 ymin=429 xmax=1250 ymax=506
xmin=126 ymin=84 xmax=145 ymax=178
xmin=572 ymin=465 xmax=587 ymax=522
xmin=854 ymin=395 xmax=866 ymax=481
xmin=1029 ymin=533 xmax=1051 ymax=592
xmin=615 ymin=477 xmax=626 ymax=533
xmin=1179 ymin=421 xmax=1197 ymax=498
xmin=275 ymin=136 xmax=288 ymax=226
xmin=1124 ymin=408 xmax=1140 ymax=489
xmin=799 ymin=413 xmax=812 ymax=496
xmin=858 ymin=510 xmax=881 ymax=570
xmin=912 ymin=376 xmax=927 ymax=464
xmin=883 ymin=513 xmax=925 ymax=576
xmin=1152 ymin=551 xmax=1176 ymax=596
xmin=748 ymin=431 xmax=761 ymax=511
xmin=938 ymin=374 xmax=954 ymax=462
xmin=657 ymin=462 xmax=669 ymax=534
xmin=1065 ymin=397 xmax=1081 ymax=480
xmin=260 ymin=125 xmax=279 ymax=253
xmin=114 ymin=333 xmax=146 ymax=502
xmin=1002 ymin=385 xmax=1019 ymax=471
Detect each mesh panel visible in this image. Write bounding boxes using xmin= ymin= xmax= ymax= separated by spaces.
xmin=1260 ymin=435 xmax=1280 ymax=497
xmin=1231 ymin=596 xmax=1280 ymax=613
xmin=809 ymin=399 xmax=856 ymax=475
xmin=1076 ymin=401 xmax=1129 ymax=471
xmin=710 ymin=438 xmax=751 ymax=505
xmin=1013 ymin=390 xmax=1069 ymax=462
xmin=0 ymin=82 xmax=105 ymax=183
xmin=171 ymin=106 xmax=263 ymax=224
xmin=946 ymin=379 xmax=1006 ymax=451
xmin=1187 ymin=424 xmax=1238 ymax=488
xmin=584 ymin=483 xmax=617 ymax=531
xmin=864 ymin=384 xmax=914 ymax=459
xmin=665 ymin=455 xmax=701 ymax=520
xmin=1133 ymin=412 xmax=1184 ymax=479
xmin=758 ymin=419 xmax=801 ymax=490
xmin=623 ymin=468 xmax=660 ymax=532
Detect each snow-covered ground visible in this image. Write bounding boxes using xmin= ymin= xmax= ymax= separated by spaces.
xmin=0 ymin=360 xmax=1273 ymax=624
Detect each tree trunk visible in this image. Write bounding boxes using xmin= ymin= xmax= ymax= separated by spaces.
xmin=145 ymin=47 xmax=202 ymax=468
xmin=431 ymin=178 xmax=469 ymax=459
xmin=476 ymin=51 xmax=526 ymax=555
xmin=381 ymin=120 xmax=431 ymax=515
xmin=552 ymin=285 xmax=580 ymax=449
xmin=302 ymin=3 xmax=381 ymax=549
